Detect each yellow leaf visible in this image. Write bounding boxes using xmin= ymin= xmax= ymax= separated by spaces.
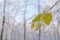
xmin=34 ymin=23 xmax=42 ymax=32
xmin=31 ymin=13 xmax=43 ymax=31
xmin=31 ymin=11 xmax=52 ymax=32
xmin=43 ymin=12 xmax=52 ymax=25
xmin=31 ymin=23 xmax=35 ymax=29
xmin=32 ymin=13 xmax=44 ymax=22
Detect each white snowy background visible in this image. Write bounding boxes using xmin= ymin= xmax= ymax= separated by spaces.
xmin=0 ymin=0 xmax=60 ymax=40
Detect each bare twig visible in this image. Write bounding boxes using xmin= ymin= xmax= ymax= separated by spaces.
xmin=1 ymin=0 xmax=6 ymax=40
xmin=49 ymin=0 xmax=60 ymax=11
xmin=37 ymin=0 xmax=41 ymax=40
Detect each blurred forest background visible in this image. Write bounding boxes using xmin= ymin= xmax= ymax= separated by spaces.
xmin=0 ymin=0 xmax=60 ymax=40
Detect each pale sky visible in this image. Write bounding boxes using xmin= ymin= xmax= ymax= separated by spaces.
xmin=0 ymin=0 xmax=58 ymax=24
xmin=15 ymin=0 xmax=49 ymax=23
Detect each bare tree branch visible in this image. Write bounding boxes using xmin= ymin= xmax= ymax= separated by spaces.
xmin=1 ymin=0 xmax=6 ymax=40
xmin=49 ymin=0 xmax=60 ymax=11
xmin=23 ymin=0 xmax=28 ymax=40
xmin=37 ymin=0 xmax=41 ymax=40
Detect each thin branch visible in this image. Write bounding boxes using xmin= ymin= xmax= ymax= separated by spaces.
xmin=23 ymin=1 xmax=28 ymax=40
xmin=37 ymin=0 xmax=41 ymax=40
xmin=1 ymin=0 xmax=6 ymax=40
xmin=49 ymin=0 xmax=60 ymax=11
